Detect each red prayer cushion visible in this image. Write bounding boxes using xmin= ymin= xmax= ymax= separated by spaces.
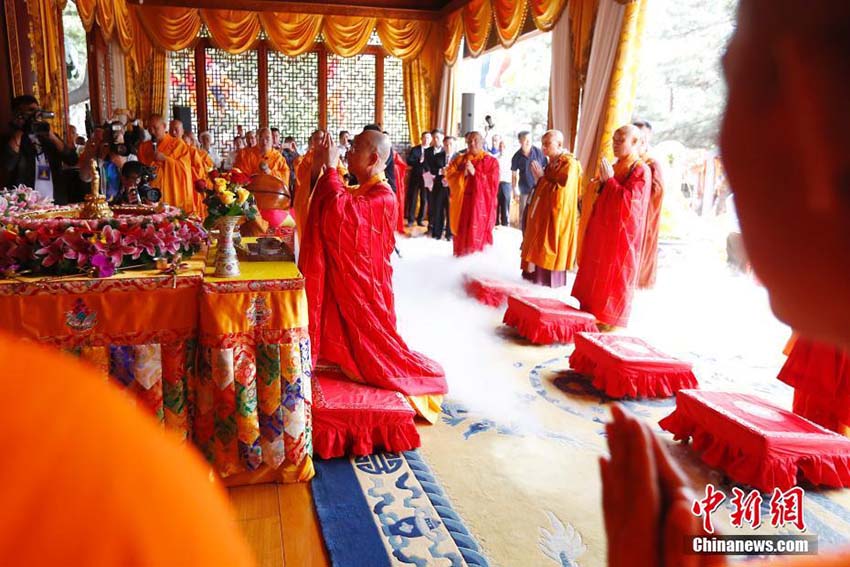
xmin=660 ymin=390 xmax=850 ymax=491
xmin=311 ymin=371 xmax=420 ymax=459
xmin=463 ymin=276 xmax=528 ymax=307
xmin=503 ymin=295 xmax=597 ymax=345
xmin=569 ymin=332 xmax=698 ymax=398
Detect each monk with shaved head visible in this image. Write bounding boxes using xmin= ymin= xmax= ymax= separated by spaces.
xmin=298 ymin=129 xmax=447 ymax=422
xmin=604 ymin=2 xmax=850 ymax=566
xmin=137 ymin=114 xmax=196 ymax=213
xmin=169 ymin=119 xmax=212 ymax=212
xmin=445 ymin=131 xmax=500 ymax=257
xmin=571 ymin=124 xmax=650 ymax=328
xmin=233 ymin=127 xmax=290 ymax=185
xmin=520 ymin=129 xmax=583 ymax=286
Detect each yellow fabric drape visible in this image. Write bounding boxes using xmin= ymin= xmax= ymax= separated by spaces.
xmin=528 ymin=0 xmax=569 ymax=31
xmin=260 ymin=13 xmax=323 ymax=57
xmin=443 ymin=10 xmax=465 ymax=66
xmin=76 ymin=0 xmax=97 ymax=28
xmin=201 ymin=10 xmax=261 ymax=55
xmin=377 ymin=19 xmax=432 ymax=60
xmin=322 ymin=16 xmax=377 ymax=57
xmin=568 ymin=0 xmax=599 ymax=142
xmin=96 ymin=0 xmax=115 ymax=37
xmin=402 ymin=27 xmax=444 ymax=144
xmin=112 ymin=0 xmax=134 ymax=53
xmin=492 ymin=0 xmax=527 ymax=48
xmin=29 ymin=0 xmax=69 ymax=135
xmin=462 ymin=0 xmax=493 ymax=57
xmin=137 ymin=7 xmax=202 ymax=52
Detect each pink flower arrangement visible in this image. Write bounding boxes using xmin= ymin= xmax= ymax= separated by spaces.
xmin=0 ymin=185 xmax=52 ymax=217
xmin=0 ymin=194 xmax=208 ymax=277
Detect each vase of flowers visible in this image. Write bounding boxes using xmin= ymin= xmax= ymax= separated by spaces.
xmin=196 ymin=169 xmax=258 ymax=278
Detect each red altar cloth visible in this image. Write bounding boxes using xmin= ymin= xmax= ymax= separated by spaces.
xmin=503 ymin=296 xmax=597 ymax=345
xmin=462 ymin=275 xmax=528 ymax=307
xmin=570 ymin=333 xmax=697 ymax=398
xmin=312 ymin=371 xmax=420 ymax=459
xmin=660 ymin=390 xmax=850 ymax=491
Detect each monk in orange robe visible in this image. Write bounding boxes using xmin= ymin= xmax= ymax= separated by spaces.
xmin=571 ymin=124 xmax=650 ymax=328
xmin=234 ymin=127 xmax=291 ymax=184
xmin=169 ymin=119 xmax=213 ymax=213
xmin=445 ymin=131 xmax=500 ymax=257
xmin=520 ymin=129 xmax=583 ymax=287
xmin=634 ymin=120 xmax=664 ymax=289
xmin=137 ymin=115 xmax=196 ymax=213
xmin=0 ymin=332 xmax=254 ymax=566
xmin=602 ymin=4 xmax=850 ymax=566
xmin=299 ymin=130 xmax=447 ymax=422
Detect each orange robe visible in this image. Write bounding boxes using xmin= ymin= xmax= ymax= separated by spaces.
xmin=446 ymin=152 xmax=500 ymax=257
xmin=638 ymin=157 xmax=664 ymax=288
xmin=571 ymin=156 xmax=650 ymax=327
xmin=233 ymin=146 xmax=291 ymax=186
xmin=520 ymin=152 xmax=583 ymax=276
xmin=137 ymin=135 xmax=196 ymax=214
xmin=188 ymin=145 xmax=214 ymax=212
xmin=298 ymin=170 xmax=447 ymax=413
xmin=0 ymin=332 xmax=254 ymax=566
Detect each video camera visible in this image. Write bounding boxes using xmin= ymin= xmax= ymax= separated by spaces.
xmin=17 ymin=109 xmax=55 ymax=136
xmin=103 ymin=121 xmax=130 ymax=157
xmin=135 ymin=164 xmax=160 ymax=204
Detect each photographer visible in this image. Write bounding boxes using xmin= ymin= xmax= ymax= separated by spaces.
xmin=78 ymin=123 xmax=136 ymax=202
xmin=1 ymin=95 xmax=78 ymax=200
xmin=112 ymin=161 xmax=159 ymax=205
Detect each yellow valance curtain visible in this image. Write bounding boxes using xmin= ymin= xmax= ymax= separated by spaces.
xmin=201 ymin=10 xmax=261 ymax=54
xmin=443 ymin=0 xmax=568 ymax=62
xmin=260 ymin=13 xmax=324 ymax=57
xmin=323 ymin=16 xmax=377 ymax=57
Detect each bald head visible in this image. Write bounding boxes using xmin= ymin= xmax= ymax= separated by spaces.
xmin=466 ymin=131 xmax=484 ymax=155
xmin=169 ymin=120 xmax=184 ymax=139
xmin=148 ymin=115 xmax=167 ymax=141
xmin=612 ymin=124 xmax=641 ymax=159
xmin=542 ymin=129 xmax=565 ymax=158
xmin=347 ymin=130 xmax=390 ymax=180
xmin=257 ymin=127 xmax=273 ymax=152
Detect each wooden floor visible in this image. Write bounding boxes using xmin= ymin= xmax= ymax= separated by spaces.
xmin=228 ymin=483 xmax=330 ymax=567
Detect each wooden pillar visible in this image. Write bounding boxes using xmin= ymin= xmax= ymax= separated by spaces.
xmin=1 ymin=0 xmax=36 ymax=127
xmin=375 ymin=53 xmax=384 ymax=128
xmin=258 ymin=41 xmax=269 ymax=129
xmin=318 ymin=44 xmax=328 ymax=131
xmin=195 ymin=40 xmax=208 ymax=133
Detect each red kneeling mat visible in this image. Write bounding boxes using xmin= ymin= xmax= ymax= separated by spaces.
xmin=462 ymin=275 xmax=528 ymax=307
xmin=503 ymin=296 xmax=597 ymax=345
xmin=569 ymin=332 xmax=698 ymax=398
xmin=312 ymin=371 xmax=420 ymax=459
xmin=660 ymin=390 xmax=850 ymax=491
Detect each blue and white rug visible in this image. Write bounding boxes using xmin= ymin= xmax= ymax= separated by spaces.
xmin=312 ymin=451 xmax=490 ymax=567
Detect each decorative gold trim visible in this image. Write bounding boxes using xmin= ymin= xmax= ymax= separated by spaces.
xmin=5 ymin=0 xmax=25 ymax=95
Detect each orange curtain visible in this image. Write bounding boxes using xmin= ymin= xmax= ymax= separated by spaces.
xmin=443 ymin=10 xmax=464 ymax=66
xmin=76 ymin=0 xmax=97 ymax=29
xmin=28 ymin=0 xmax=69 ymax=135
xmin=260 ymin=13 xmax=323 ymax=57
xmin=492 ymin=0 xmax=527 ymax=48
xmin=462 ymin=0 xmax=492 ymax=57
xmin=528 ymin=0 xmax=568 ymax=31
xmin=322 ymin=16 xmax=377 ymax=57
xmin=201 ymin=10 xmax=261 ymax=54
xmin=568 ymin=0 xmax=599 ymax=140
xmin=95 ymin=0 xmax=115 ymax=37
xmin=377 ymin=19 xmax=432 ymax=60
xmin=112 ymin=0 xmax=134 ymax=53
xmin=403 ymin=33 xmax=444 ymax=144
xmin=136 ymin=7 xmax=202 ymax=52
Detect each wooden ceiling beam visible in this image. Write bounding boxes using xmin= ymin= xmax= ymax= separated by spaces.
xmin=128 ymin=0 xmax=450 ymax=21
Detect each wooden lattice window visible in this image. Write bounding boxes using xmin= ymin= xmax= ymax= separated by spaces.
xmin=169 ymin=48 xmax=197 ymax=131
xmin=327 ymin=53 xmax=376 ymax=138
xmin=205 ymin=48 xmax=260 ymax=150
xmin=382 ymin=56 xmax=407 ymax=147
xmin=267 ymin=51 xmax=320 ymax=148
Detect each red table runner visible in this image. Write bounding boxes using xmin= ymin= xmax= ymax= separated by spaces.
xmin=660 ymin=390 xmax=850 ymax=491
xmin=503 ymin=296 xmax=596 ymax=344
xmin=570 ymin=332 xmax=697 ymax=398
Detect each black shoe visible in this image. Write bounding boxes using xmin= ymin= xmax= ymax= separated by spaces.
xmin=445 ymin=235 xmax=452 ymax=241
xmin=406 ymin=221 xmax=414 ymax=227
xmin=417 ymin=221 xmax=425 ymax=227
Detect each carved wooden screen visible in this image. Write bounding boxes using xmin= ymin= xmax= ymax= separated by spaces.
xmin=204 ymin=47 xmax=260 ymax=150
xmin=326 ymin=53 xmax=376 ymax=138
xmin=267 ymin=51 xmax=320 ymax=148
xmin=382 ymin=56 xmax=407 ymax=147
xmin=168 ymin=48 xmax=197 ymax=132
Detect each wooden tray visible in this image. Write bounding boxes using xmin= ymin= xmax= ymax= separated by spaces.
xmin=237 ymin=238 xmax=295 ymax=262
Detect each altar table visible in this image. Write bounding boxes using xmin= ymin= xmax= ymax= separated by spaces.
xmin=0 ymin=256 xmax=313 ymax=484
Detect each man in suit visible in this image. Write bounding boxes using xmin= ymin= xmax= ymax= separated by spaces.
xmin=404 ymin=131 xmax=432 ymax=227
xmin=426 ymin=130 xmax=456 ymax=240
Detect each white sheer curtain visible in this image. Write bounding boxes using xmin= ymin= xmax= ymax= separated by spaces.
xmin=549 ymin=12 xmax=573 ymax=147
xmin=575 ymin=0 xmax=626 ymax=169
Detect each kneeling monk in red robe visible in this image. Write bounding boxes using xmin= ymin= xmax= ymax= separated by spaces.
xmin=571 ymin=124 xmax=650 ymax=328
xmin=299 ymin=130 xmax=447 ymax=422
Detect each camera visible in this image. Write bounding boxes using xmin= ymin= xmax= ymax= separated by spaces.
xmin=136 ymin=164 xmax=160 ymax=204
xmin=104 ymin=121 xmax=130 ymax=157
xmin=17 ymin=109 xmax=55 ymax=136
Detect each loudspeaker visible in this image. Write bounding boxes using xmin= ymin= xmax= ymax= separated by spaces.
xmin=461 ymin=93 xmax=475 ymax=136
xmin=172 ymin=105 xmax=193 ymax=134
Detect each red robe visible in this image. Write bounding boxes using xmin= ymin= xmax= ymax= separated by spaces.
xmin=571 ymin=157 xmax=650 ymax=327
xmin=778 ymin=337 xmax=850 ymax=434
xmin=299 ymin=169 xmax=447 ymax=396
xmin=638 ymin=157 xmax=664 ymax=288
xmin=393 ymin=153 xmax=408 ymax=233
xmin=450 ymin=153 xmax=500 ymax=257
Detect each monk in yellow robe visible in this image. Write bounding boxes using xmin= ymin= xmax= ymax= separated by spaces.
xmin=137 ymin=115 xmax=196 ymax=213
xmin=602 ymin=3 xmax=850 ymax=567
xmin=233 ymin=127 xmax=290 ymax=184
xmin=169 ymin=119 xmax=213 ymax=213
xmin=520 ymin=129 xmax=583 ymax=287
